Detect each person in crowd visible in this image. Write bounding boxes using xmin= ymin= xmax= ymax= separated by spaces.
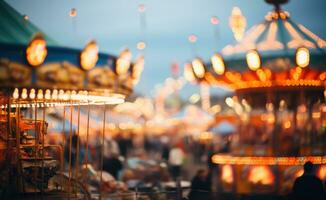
xmin=64 ymin=134 xmax=85 ymax=168
xmin=168 ymin=144 xmax=184 ymax=180
xmin=103 ymin=137 xmax=120 ymax=158
xmin=103 ymin=153 xmax=123 ymax=180
xmin=162 ymin=144 xmax=170 ymax=161
xmin=292 ymin=161 xmax=325 ymax=200
xmin=188 ymin=169 xmax=212 ymax=200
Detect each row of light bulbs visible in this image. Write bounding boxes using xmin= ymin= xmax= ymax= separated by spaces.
xmin=184 ymin=47 xmax=310 ymax=81
xmin=11 ymin=88 xmax=125 ymax=105
xmin=26 ymin=35 xmax=144 ymax=83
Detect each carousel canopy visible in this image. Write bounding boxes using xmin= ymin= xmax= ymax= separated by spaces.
xmin=0 ymin=1 xmax=144 ymax=106
xmin=188 ymin=0 xmax=326 ymax=92
xmin=0 ymin=0 xmax=57 ymax=45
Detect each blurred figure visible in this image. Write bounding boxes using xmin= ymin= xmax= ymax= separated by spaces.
xmin=188 ymin=169 xmax=212 ymax=200
xmin=168 ymin=145 xmax=184 ymax=180
xmin=103 ymin=137 xmax=120 ymax=158
xmin=161 ymin=144 xmax=170 ymax=161
xmin=64 ymin=134 xmax=87 ymax=167
xmin=103 ymin=153 xmax=123 ymax=180
xmin=292 ymin=161 xmax=325 ymax=200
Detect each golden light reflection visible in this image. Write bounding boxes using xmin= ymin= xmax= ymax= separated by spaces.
xmin=211 ymin=53 xmax=225 ymax=75
xmin=246 ymin=49 xmax=261 ymax=71
xmin=191 ymin=58 xmax=205 ymax=79
xmin=221 ymin=165 xmax=234 ymax=184
xmin=248 ymin=166 xmax=274 ymax=185
xmin=116 ymin=48 xmax=132 ymax=75
xmin=318 ymin=165 xmax=326 ymax=180
xmin=26 ymin=35 xmax=47 ymax=67
xmin=296 ymin=47 xmax=310 ymax=68
xmin=80 ymin=40 xmax=99 ymax=70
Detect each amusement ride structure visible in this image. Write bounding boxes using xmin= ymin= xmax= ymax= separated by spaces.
xmin=0 ymin=1 xmax=144 ymax=199
xmin=185 ymin=0 xmax=325 ymax=194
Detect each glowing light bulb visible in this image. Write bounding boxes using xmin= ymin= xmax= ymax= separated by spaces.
xmin=191 ymin=58 xmax=205 ymax=79
xmin=137 ymin=41 xmax=146 ymax=50
xmin=45 ymin=89 xmax=51 ymax=100
xmin=59 ymin=90 xmax=65 ymax=100
xmin=21 ymin=88 xmax=28 ymax=99
xmin=246 ymin=50 xmax=261 ymax=71
xmin=296 ymin=47 xmax=310 ymax=68
xmin=29 ymin=89 xmax=36 ymax=99
xmin=80 ymin=40 xmax=99 ymax=70
xmin=13 ymin=88 xmax=19 ymax=99
xmin=37 ymin=89 xmax=43 ymax=99
xmin=26 ymin=35 xmax=47 ymax=67
xmin=52 ymin=89 xmax=58 ymax=99
xmin=211 ymin=53 xmax=225 ymax=75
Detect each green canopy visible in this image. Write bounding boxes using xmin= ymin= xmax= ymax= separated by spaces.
xmin=0 ymin=0 xmax=58 ymax=46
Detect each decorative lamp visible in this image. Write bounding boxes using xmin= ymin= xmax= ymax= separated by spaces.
xmin=191 ymin=58 xmax=206 ymax=79
xmin=211 ymin=53 xmax=226 ymax=75
xmin=295 ymin=47 xmax=310 ymax=68
xmin=80 ymin=40 xmax=99 ymax=70
xmin=26 ymin=34 xmax=47 ymax=67
xmin=246 ymin=49 xmax=261 ymax=71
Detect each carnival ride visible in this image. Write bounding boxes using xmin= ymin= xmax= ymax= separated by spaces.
xmin=185 ymin=0 xmax=326 ymax=195
xmin=0 ymin=1 xmax=144 ymax=199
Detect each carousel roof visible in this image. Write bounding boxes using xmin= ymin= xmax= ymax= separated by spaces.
xmin=0 ymin=0 xmax=57 ymax=46
xmin=222 ymin=9 xmax=326 ymax=56
xmin=187 ymin=1 xmax=326 ymax=92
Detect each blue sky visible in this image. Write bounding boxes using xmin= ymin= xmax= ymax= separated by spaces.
xmin=6 ymin=0 xmax=326 ymax=98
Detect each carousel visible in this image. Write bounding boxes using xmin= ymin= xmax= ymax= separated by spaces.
xmin=185 ymin=0 xmax=325 ymax=195
xmin=0 ymin=1 xmax=144 ymax=199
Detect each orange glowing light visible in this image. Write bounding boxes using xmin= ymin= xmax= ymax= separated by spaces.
xmin=221 ymin=165 xmax=234 ymax=184
xmin=248 ymin=166 xmax=274 ymax=185
xmin=318 ymin=165 xmax=326 ymax=180
xmin=26 ymin=35 xmax=47 ymax=66
xmin=80 ymin=40 xmax=99 ymax=70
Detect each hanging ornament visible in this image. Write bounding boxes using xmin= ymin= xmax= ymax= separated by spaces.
xmin=229 ymin=7 xmax=247 ymax=41
xmin=69 ymin=8 xmax=77 ymax=17
xmin=188 ymin=34 xmax=198 ymax=43
xmin=137 ymin=41 xmax=146 ymax=50
xmin=210 ymin=16 xmax=219 ymax=25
